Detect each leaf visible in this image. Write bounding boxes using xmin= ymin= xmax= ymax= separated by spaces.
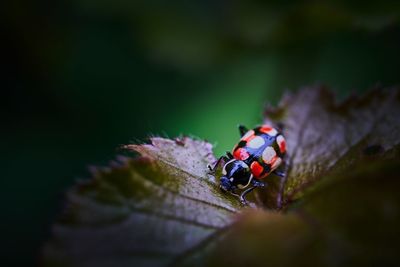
xmin=205 ymin=160 xmax=400 ymax=267
xmin=42 ymin=87 xmax=400 ymax=267
xmin=259 ymin=87 xmax=400 ymax=208
xmin=42 ymin=137 xmax=241 ymax=267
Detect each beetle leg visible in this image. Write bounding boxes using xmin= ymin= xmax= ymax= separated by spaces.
xmin=207 ymin=155 xmax=229 ymax=173
xmin=252 ymin=179 xmax=266 ymax=188
xmin=221 ymin=184 xmax=240 ymax=198
xmin=272 ymin=157 xmax=288 ymax=177
xmin=238 ymin=179 xmax=266 ymax=205
xmin=225 ymin=151 xmax=233 ymax=159
xmin=272 ymin=169 xmax=285 ymax=177
xmin=238 ymin=125 xmax=249 ymax=137
xmin=239 ymin=186 xmax=255 ymax=205
xmin=228 ymin=187 xmax=241 ymax=198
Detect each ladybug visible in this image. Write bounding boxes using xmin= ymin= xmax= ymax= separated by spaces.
xmin=208 ymin=124 xmax=287 ymax=205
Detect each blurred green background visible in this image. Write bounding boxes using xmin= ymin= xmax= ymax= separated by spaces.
xmin=2 ymin=0 xmax=400 ymax=266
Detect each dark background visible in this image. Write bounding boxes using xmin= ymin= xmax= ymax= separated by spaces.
xmin=2 ymin=1 xmax=400 ymax=266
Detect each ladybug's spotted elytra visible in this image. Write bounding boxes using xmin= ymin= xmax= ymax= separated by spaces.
xmin=208 ymin=124 xmax=287 ymax=205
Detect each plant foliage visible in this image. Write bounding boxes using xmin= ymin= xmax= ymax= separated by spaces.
xmin=42 ymin=87 xmax=400 ymax=267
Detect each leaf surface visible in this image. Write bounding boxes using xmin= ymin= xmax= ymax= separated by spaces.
xmin=43 ymin=138 xmax=240 ymax=267
xmin=42 ymin=87 xmax=400 ymax=267
xmin=206 ymin=160 xmax=400 ymax=267
xmin=261 ymin=87 xmax=400 ymax=208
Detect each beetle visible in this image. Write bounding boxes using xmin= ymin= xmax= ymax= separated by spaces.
xmin=208 ymin=124 xmax=287 ymax=205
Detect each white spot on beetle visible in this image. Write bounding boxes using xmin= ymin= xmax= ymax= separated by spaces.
xmin=242 ymin=130 xmax=255 ymax=140
xmin=276 ymin=135 xmax=286 ymax=153
xmin=247 ymin=136 xmax=265 ymax=149
xmin=267 ymin=128 xmax=278 ymax=136
xmin=262 ymin=146 xmax=276 ymax=164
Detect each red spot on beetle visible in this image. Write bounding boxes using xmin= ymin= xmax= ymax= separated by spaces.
xmin=277 ymin=135 xmax=286 ymax=153
xmin=241 ymin=130 xmax=255 ymax=142
xmin=233 ymin=148 xmax=250 ymax=160
xmin=269 ymin=156 xmax=278 ymax=167
xmin=250 ymin=161 xmax=264 ymax=178
xmin=280 ymin=140 xmax=286 ymax=153
xmin=259 ymin=125 xmax=273 ymax=134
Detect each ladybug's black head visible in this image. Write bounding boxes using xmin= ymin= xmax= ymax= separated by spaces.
xmin=220 ymin=159 xmax=252 ymax=192
xmin=220 ymin=176 xmax=233 ymax=192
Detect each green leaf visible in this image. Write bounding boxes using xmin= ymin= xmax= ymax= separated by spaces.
xmin=42 ymin=87 xmax=400 ymax=267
